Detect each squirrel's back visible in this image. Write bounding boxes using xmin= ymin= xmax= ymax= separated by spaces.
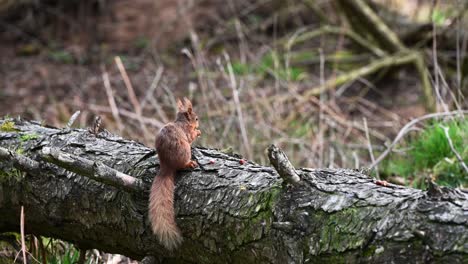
xmin=156 ymin=123 xmax=191 ymax=169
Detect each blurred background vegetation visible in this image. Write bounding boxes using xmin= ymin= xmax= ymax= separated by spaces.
xmin=0 ymin=0 xmax=467 ymax=262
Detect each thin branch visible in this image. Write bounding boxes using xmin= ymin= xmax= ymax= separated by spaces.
xmin=114 ymin=56 xmax=143 ymax=116
xmin=284 ymin=25 xmax=386 ymax=57
xmin=224 ymin=52 xmax=252 ymax=159
xmin=115 ymin=56 xmax=150 ymax=142
xmin=41 ymin=147 xmax=146 ymax=193
xmin=413 ymin=52 xmax=436 ymax=112
xmin=102 ymin=70 xmax=124 ymax=132
xmin=0 ymin=146 xmax=40 ymax=174
xmin=21 ymin=206 xmax=26 ymax=264
xmin=304 ymin=51 xmax=418 ymax=98
xmin=363 ymin=118 xmax=379 ymax=179
xmin=66 ymin=110 xmax=81 ymax=129
xmin=336 ymin=0 xmax=406 ymax=53
xmin=140 ymin=67 xmax=168 ymax=122
xmin=82 ymin=103 xmax=164 ymax=129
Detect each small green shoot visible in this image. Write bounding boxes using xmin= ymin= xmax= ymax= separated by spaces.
xmin=0 ymin=120 xmax=18 ymax=132
xmin=49 ymin=50 xmax=74 ymax=64
xmin=134 ymin=36 xmax=150 ymax=49
xmin=20 ymin=133 xmax=39 ymax=141
xmin=230 ymin=51 xmax=307 ymax=81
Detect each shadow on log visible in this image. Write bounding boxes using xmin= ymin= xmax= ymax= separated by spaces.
xmin=0 ymin=118 xmax=466 ymax=263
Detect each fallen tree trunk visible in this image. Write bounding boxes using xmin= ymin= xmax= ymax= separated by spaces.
xmin=0 ymin=118 xmax=466 ymax=263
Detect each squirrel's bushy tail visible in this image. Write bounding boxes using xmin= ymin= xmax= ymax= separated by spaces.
xmin=149 ymin=166 xmax=182 ymax=250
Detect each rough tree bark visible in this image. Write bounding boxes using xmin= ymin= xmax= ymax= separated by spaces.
xmin=0 ymin=118 xmax=467 ymax=263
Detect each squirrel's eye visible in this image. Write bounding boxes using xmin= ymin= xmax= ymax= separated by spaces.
xmin=196 ymin=117 xmax=198 ymax=121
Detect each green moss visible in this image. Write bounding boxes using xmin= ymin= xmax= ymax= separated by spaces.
xmin=226 ymin=185 xmax=282 ymax=247
xmin=362 ymin=245 xmax=377 ymax=257
xmin=15 ymin=147 xmax=24 ymax=155
xmin=303 ymin=207 xmax=369 ymax=257
xmin=0 ymin=121 xmax=18 ymax=132
xmin=20 ymin=133 xmax=39 ymax=141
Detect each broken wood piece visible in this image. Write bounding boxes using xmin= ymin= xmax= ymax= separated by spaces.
xmin=267 ymin=144 xmax=301 ymax=184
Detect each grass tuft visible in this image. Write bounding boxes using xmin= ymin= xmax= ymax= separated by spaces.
xmin=382 ymin=118 xmax=467 ymax=189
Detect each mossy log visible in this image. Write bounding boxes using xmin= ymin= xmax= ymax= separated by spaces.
xmin=0 ymin=118 xmax=467 ymax=263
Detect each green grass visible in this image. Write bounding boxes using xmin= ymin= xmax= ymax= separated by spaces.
xmin=48 ymin=50 xmax=74 ymax=64
xmin=47 ymin=246 xmax=82 ymax=264
xmin=231 ymin=51 xmax=307 ymax=81
xmin=382 ymin=118 xmax=467 ymax=189
xmin=0 ymin=234 xmax=87 ymax=264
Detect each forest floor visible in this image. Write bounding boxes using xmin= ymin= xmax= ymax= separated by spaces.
xmin=0 ymin=0 xmax=462 ymax=179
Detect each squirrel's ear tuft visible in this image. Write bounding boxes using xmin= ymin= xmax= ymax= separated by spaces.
xmin=177 ymin=98 xmax=185 ymax=112
xmin=183 ymin=97 xmax=193 ymax=113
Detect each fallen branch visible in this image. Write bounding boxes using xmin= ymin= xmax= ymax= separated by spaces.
xmin=304 ymin=51 xmax=418 ymax=97
xmin=0 ymin=118 xmax=466 ymax=263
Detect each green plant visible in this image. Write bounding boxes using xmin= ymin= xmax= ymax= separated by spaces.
xmin=49 ymin=50 xmax=74 ymax=64
xmin=230 ymin=51 xmax=307 ymax=81
xmin=47 ymin=245 xmax=80 ymax=264
xmin=0 ymin=120 xmax=18 ymax=132
xmin=134 ymin=36 xmax=150 ymax=49
xmin=20 ymin=133 xmax=39 ymax=141
xmin=382 ymin=118 xmax=467 ymax=189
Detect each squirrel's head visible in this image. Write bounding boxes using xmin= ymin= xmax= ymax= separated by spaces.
xmin=176 ymin=97 xmax=199 ymax=128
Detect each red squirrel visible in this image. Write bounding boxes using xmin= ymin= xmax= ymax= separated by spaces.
xmin=149 ymin=97 xmax=201 ymax=251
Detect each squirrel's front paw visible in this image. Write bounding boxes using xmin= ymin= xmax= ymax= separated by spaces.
xmin=196 ymin=129 xmax=201 ymax=137
xmin=185 ymin=160 xmax=198 ymax=169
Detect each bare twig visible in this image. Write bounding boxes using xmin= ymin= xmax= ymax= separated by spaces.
xmin=102 ymin=71 xmax=124 ymax=132
xmin=82 ymin=103 xmax=163 ymax=129
xmin=115 ymin=57 xmax=142 ymax=116
xmin=224 ymin=52 xmax=252 ymax=159
xmin=369 ymin=110 xmax=468 ymax=169
xmin=439 ymin=124 xmax=468 ymax=174
xmin=430 ymin=0 xmax=449 ymax=113
xmin=21 ymin=206 xmax=26 ymax=264
xmin=141 ymin=67 xmax=164 ymax=109
xmin=353 ymin=151 xmax=360 ymax=169
xmin=140 ymin=67 xmax=168 ymax=123
xmin=66 ymin=110 xmax=81 ymax=129
xmin=115 ymin=56 xmax=150 ymax=142
xmin=0 ymin=147 xmax=40 ymax=174
xmin=363 ymin=118 xmax=379 ymax=179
